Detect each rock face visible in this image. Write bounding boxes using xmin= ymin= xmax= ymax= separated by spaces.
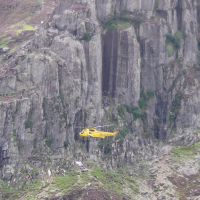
xmin=102 ymin=27 xmax=140 ymax=105
xmin=0 ymin=0 xmax=200 ymax=178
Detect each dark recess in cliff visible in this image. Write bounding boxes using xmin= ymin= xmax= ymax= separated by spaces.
xmin=176 ymin=0 xmax=183 ymax=31
xmin=197 ymin=2 xmax=200 ymax=38
xmin=154 ymin=94 xmax=168 ymax=140
xmin=102 ymin=31 xmax=118 ymax=98
xmin=74 ymin=110 xmax=86 ymax=141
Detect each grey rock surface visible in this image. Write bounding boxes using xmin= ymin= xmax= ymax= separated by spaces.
xmin=0 ymin=0 xmax=200 ymax=179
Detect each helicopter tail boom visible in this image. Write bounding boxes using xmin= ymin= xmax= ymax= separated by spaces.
xmin=113 ymin=131 xmax=119 ymax=136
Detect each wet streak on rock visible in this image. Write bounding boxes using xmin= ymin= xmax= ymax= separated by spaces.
xmin=0 ymin=146 xmax=9 ymax=168
xmin=112 ymin=31 xmax=119 ymax=97
xmin=154 ymin=95 xmax=168 ymax=140
xmin=176 ymin=0 xmax=183 ymax=31
xmin=102 ymin=31 xmax=111 ymax=96
xmin=0 ymin=147 xmax=3 ymax=168
xmin=119 ymin=31 xmax=129 ymax=89
xmin=102 ymin=30 xmax=118 ymax=98
xmin=197 ymin=2 xmax=200 ymax=35
xmin=83 ymin=42 xmax=92 ymax=104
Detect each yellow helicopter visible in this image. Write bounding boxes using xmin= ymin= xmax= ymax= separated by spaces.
xmin=79 ymin=128 xmax=119 ymax=139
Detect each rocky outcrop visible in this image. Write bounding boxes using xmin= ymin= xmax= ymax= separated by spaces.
xmin=0 ymin=0 xmax=200 ymax=180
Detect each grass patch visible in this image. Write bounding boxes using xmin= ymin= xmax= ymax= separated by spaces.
xmin=21 ymin=180 xmax=43 ymax=199
xmin=105 ymin=18 xmax=131 ymax=30
xmin=0 ymin=180 xmax=42 ymax=200
xmin=171 ymin=142 xmax=200 ymax=162
xmin=52 ymin=174 xmax=78 ymax=193
xmin=3 ymin=167 xmax=139 ymax=199
xmin=16 ymin=24 xmax=36 ymax=36
xmin=79 ymin=173 xmax=93 ymax=185
xmin=0 ymin=37 xmax=10 ymax=48
xmin=16 ymin=174 xmax=77 ymax=199
xmin=91 ymin=167 xmax=139 ymax=195
xmin=166 ymin=44 xmax=175 ymax=57
xmin=0 ymin=180 xmax=19 ymax=199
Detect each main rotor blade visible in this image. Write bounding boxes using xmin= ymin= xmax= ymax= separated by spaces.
xmin=94 ymin=124 xmax=114 ymax=128
xmin=74 ymin=124 xmax=115 ymax=129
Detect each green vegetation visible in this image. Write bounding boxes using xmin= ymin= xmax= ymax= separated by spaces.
xmin=104 ymin=11 xmax=145 ymax=31
xmin=21 ymin=180 xmax=43 ymax=200
xmin=171 ymin=142 xmax=200 ymax=162
xmin=91 ymin=167 xmax=139 ymax=195
xmin=166 ymin=31 xmax=184 ymax=49
xmin=116 ymin=126 xmax=129 ymax=143
xmin=0 ymin=180 xmax=19 ymax=199
xmin=52 ymin=174 xmax=78 ymax=193
xmin=104 ymin=18 xmax=131 ymax=30
xmin=120 ymin=11 xmax=145 ymax=28
xmin=117 ymin=90 xmax=155 ymax=121
xmin=114 ymin=90 xmax=155 ymax=142
xmin=166 ymin=31 xmax=184 ymax=56
xmin=2 ymin=174 xmax=77 ymax=200
xmin=117 ymin=104 xmax=127 ymax=118
xmin=1 ymin=166 xmax=140 ymax=199
xmin=16 ymin=24 xmax=36 ymax=36
xmin=0 ymin=37 xmax=10 ymax=48
xmin=166 ymin=44 xmax=175 ymax=57
xmin=126 ymin=106 xmax=144 ymax=119
xmin=81 ymin=33 xmax=93 ymax=41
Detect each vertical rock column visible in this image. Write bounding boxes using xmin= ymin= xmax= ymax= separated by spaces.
xmin=102 ymin=27 xmax=141 ymax=106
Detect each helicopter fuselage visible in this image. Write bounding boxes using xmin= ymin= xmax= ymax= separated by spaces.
xmin=79 ymin=128 xmax=118 ymax=139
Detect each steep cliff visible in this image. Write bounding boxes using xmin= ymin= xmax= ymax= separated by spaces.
xmin=0 ymin=0 xmax=200 ymax=191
